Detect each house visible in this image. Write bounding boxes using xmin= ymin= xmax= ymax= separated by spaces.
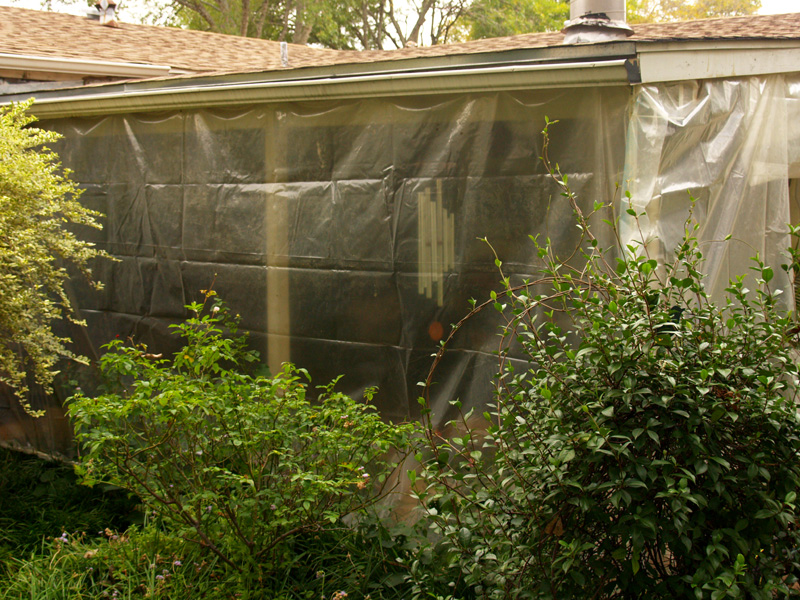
xmin=2 ymin=3 xmax=800 ymax=455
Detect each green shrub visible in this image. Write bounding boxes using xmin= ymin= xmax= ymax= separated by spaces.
xmin=0 ymin=99 xmax=107 ymax=415
xmin=68 ymin=295 xmax=416 ymax=594
xmin=413 ymin=124 xmax=800 ymax=599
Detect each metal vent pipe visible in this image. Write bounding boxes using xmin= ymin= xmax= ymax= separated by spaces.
xmin=564 ymin=0 xmax=632 ymax=43
xmin=570 ymin=0 xmax=626 ymax=21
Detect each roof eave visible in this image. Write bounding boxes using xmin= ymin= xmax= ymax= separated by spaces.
xmin=9 ymin=36 xmax=800 ymax=118
xmin=8 ymin=52 xmax=636 ymax=119
xmin=0 ymin=52 xmax=172 ymax=80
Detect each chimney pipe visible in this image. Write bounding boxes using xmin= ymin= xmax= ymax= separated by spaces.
xmin=563 ymin=0 xmax=632 ymax=44
xmin=94 ymin=0 xmax=119 ymax=27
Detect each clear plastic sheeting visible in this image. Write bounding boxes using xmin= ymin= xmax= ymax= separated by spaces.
xmin=0 ymin=87 xmax=629 ymax=454
xmin=622 ymin=74 xmax=800 ymax=307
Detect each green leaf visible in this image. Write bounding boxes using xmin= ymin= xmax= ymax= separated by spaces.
xmin=458 ymin=527 xmax=472 ymax=545
xmin=625 ymin=478 xmax=647 ymax=489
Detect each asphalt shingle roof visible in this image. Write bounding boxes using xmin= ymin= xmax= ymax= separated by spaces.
xmin=3 ymin=5 xmax=800 ymax=76
xmin=0 ymin=5 xmax=337 ymax=72
xmin=340 ymin=12 xmax=800 ymax=64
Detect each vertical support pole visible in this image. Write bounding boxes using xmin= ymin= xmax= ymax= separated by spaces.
xmin=266 ymin=124 xmax=291 ymax=375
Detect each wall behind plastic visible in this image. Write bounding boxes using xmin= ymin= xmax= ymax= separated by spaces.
xmin=0 ymin=87 xmax=630 ymax=454
xmin=5 ymin=74 xmax=800 ymax=456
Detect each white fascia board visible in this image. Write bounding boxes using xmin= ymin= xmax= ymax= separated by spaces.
xmin=0 ymin=53 xmax=172 ymax=79
xmin=637 ymin=42 xmax=800 ymax=84
xmin=19 ymin=58 xmax=630 ymax=119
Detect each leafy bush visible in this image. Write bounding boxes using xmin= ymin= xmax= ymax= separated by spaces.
xmin=68 ymin=295 xmax=416 ymax=593
xmin=414 ymin=124 xmax=800 ymax=599
xmin=0 ymin=100 xmax=107 ymax=415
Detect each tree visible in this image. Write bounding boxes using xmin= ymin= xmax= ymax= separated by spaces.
xmin=107 ymin=0 xmax=471 ymax=49
xmin=463 ymin=0 xmax=569 ymax=39
xmin=0 ymin=100 xmax=106 ymax=416
xmin=628 ymin=0 xmax=761 ymax=23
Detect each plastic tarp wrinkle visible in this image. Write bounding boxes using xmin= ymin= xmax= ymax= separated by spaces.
xmin=622 ymin=75 xmax=798 ymax=307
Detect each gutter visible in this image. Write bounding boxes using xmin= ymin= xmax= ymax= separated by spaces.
xmin=15 ymin=57 xmax=634 ymax=119
xmin=0 ymin=52 xmax=172 ymax=80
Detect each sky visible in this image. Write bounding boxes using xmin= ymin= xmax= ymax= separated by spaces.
xmin=0 ymin=0 xmax=798 ymax=24
xmin=760 ymin=0 xmax=800 ymax=14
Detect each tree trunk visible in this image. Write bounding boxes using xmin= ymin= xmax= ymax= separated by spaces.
xmin=405 ymin=0 xmax=436 ymax=45
xmin=293 ymin=0 xmax=312 ymax=44
xmin=240 ymin=0 xmax=251 ymax=36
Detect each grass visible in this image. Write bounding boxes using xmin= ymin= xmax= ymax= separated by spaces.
xmin=0 ymin=447 xmax=236 ymax=598
xmin=0 ymin=523 xmax=417 ymax=599
xmin=0 ymin=446 xmax=140 ymax=570
xmin=0 ymin=526 xmax=236 ymax=600
xmin=0 ymin=446 xmax=421 ymax=599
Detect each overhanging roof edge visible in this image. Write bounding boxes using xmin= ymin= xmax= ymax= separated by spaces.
xmin=10 ymin=57 xmax=632 ymax=119
xmin=0 ymin=52 xmax=173 ymax=79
